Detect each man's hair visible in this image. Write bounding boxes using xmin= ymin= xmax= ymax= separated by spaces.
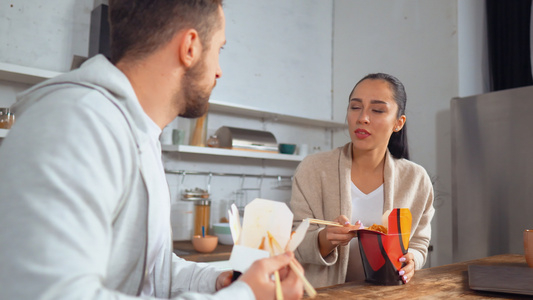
xmin=108 ymin=0 xmax=223 ymax=64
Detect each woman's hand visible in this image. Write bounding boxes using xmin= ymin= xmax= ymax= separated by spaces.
xmin=398 ymin=252 xmax=415 ymax=284
xmin=318 ymin=215 xmax=360 ymax=257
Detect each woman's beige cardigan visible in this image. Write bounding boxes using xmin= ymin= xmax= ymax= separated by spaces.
xmin=290 ymin=143 xmax=435 ymax=288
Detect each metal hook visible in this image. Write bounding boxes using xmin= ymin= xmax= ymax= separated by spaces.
xmin=240 ymin=174 xmax=246 ymax=190
xmin=258 ymin=175 xmax=264 ymax=198
xmin=256 ymin=175 xmax=263 ymax=190
xmin=181 ymin=171 xmax=187 ymax=184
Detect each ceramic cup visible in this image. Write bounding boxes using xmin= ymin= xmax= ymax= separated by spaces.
xmin=172 ymin=129 xmax=185 ymax=145
xmin=525 ymin=229 xmax=533 ymax=268
xmin=299 ymin=144 xmax=309 ymax=156
xmin=160 ymin=126 xmax=173 ymax=145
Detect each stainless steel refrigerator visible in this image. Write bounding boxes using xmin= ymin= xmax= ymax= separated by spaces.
xmin=451 ymin=85 xmax=533 ymax=262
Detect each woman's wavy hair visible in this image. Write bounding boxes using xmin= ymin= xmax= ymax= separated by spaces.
xmin=350 ymin=73 xmax=409 ymax=160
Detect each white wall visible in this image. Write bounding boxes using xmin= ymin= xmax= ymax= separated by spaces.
xmin=1 ymin=0 xmax=494 ymax=265
xmin=164 ymin=0 xmax=336 ymax=239
xmin=332 ymin=0 xmax=459 ymax=267
xmin=458 ymin=0 xmax=490 ymax=97
xmin=0 ymin=0 xmax=92 ymax=72
xmin=212 ymin=0 xmax=333 ymax=120
xmin=0 ymin=0 xmax=94 ymax=105
xmin=0 ymin=0 xmax=335 ymax=241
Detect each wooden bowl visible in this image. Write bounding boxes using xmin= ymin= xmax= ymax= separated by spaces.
xmin=192 ymin=235 xmax=218 ymax=253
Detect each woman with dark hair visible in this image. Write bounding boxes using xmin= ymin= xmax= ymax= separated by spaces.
xmin=290 ymin=73 xmax=434 ymax=288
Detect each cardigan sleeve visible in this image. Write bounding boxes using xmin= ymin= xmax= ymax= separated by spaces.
xmin=406 ymin=169 xmax=435 ymax=270
xmin=290 ymin=157 xmax=339 ymax=267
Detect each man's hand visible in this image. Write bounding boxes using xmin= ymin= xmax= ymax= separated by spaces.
xmin=238 ymin=251 xmax=303 ymax=300
xmin=280 ymin=257 xmax=305 ymax=300
xmin=215 ymin=271 xmax=233 ymax=291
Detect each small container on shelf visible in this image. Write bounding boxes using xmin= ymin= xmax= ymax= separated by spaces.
xmin=0 ymin=108 xmax=15 ymax=129
xmin=206 ymin=135 xmax=219 ymax=148
xmin=278 ymin=143 xmax=296 ymax=154
xmin=189 ymin=115 xmax=208 ymax=147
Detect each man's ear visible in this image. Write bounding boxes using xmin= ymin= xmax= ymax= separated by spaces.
xmin=179 ymin=29 xmax=202 ymax=68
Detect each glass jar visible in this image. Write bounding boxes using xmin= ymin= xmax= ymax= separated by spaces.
xmin=194 ymin=200 xmax=211 ymax=236
xmin=0 ymin=108 xmax=14 ymax=129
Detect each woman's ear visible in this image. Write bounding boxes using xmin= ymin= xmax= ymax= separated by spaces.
xmin=394 ymin=115 xmax=407 ymax=132
xmin=178 ymin=29 xmax=202 ymax=68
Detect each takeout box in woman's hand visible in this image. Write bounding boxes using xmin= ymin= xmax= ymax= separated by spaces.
xmin=357 ymin=208 xmax=412 ymax=285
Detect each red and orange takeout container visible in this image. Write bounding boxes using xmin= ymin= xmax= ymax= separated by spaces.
xmin=357 ymin=208 xmax=412 ymax=285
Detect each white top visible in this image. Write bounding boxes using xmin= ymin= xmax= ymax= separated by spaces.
xmin=345 ymin=181 xmax=384 ymax=282
xmin=140 ymin=116 xmax=171 ymax=296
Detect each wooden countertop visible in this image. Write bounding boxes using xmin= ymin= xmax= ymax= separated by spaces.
xmin=312 ymin=254 xmax=531 ymax=299
xmin=173 ymin=241 xmax=232 ymax=262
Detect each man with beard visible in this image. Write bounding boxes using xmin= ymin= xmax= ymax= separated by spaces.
xmin=0 ymin=1 xmax=304 ymax=299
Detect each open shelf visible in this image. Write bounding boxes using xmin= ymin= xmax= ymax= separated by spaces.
xmin=162 ymin=144 xmax=304 ymax=162
xmin=0 ymin=62 xmax=346 ymax=130
xmin=0 ymin=62 xmax=63 ymax=85
xmin=0 ymin=129 xmax=9 ymax=138
xmin=209 ymin=99 xmax=346 ymax=129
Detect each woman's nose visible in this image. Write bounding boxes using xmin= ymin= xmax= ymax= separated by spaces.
xmin=357 ymin=109 xmax=370 ymax=124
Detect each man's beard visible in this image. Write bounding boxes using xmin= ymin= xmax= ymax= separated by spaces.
xmin=178 ymin=56 xmax=215 ymax=119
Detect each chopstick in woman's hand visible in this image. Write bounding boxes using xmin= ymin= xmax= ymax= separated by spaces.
xmin=305 ymin=218 xmax=344 ymax=227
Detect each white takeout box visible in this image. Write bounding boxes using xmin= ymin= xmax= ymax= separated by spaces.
xmin=228 ymin=198 xmax=309 ymax=273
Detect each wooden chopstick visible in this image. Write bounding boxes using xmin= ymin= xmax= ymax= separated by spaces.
xmin=268 ymin=232 xmax=317 ymax=298
xmin=267 ymin=232 xmax=284 ymax=300
xmin=306 ymin=218 xmax=344 ymax=227
xmin=273 ymin=268 xmax=283 ymax=300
